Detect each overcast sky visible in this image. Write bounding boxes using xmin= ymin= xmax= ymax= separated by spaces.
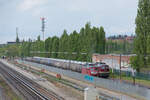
xmin=0 ymin=0 xmax=138 ymax=44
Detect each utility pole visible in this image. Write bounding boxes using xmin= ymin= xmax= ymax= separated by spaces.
xmin=119 ymin=54 xmax=122 ymax=80
xmin=112 ymin=54 xmax=114 ymax=80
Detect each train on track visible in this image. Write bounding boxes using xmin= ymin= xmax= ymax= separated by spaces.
xmin=25 ymin=57 xmax=110 ymax=78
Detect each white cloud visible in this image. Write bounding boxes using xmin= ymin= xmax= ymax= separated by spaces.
xmin=18 ymin=0 xmax=48 ymax=11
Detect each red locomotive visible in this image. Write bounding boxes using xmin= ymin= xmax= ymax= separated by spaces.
xmin=82 ymin=63 xmax=109 ymax=78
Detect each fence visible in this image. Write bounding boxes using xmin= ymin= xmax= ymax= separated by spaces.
xmin=19 ymin=60 xmax=150 ymax=100
xmin=113 ymin=69 xmax=150 ymax=81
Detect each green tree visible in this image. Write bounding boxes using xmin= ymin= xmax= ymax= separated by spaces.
xmin=133 ymin=0 xmax=150 ymax=70
xmin=58 ymin=30 xmax=69 ymax=59
xmin=16 ymin=33 xmax=20 ymax=44
xmin=6 ymin=45 xmax=20 ymax=58
xmin=99 ymin=26 xmax=106 ymax=54
xmin=45 ymin=37 xmax=51 ymax=51
xmin=51 ymin=36 xmax=59 ymax=58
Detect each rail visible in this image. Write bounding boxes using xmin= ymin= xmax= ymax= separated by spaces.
xmin=0 ymin=61 xmax=64 ymax=100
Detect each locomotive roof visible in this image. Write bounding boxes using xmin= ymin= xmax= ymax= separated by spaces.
xmin=83 ymin=63 xmax=108 ymax=68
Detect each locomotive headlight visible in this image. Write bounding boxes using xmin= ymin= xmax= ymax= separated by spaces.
xmin=91 ymin=71 xmax=98 ymax=74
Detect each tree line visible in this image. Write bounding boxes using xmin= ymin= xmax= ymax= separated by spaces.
xmin=20 ymin=22 xmax=106 ymax=61
xmin=0 ymin=22 xmax=134 ymax=62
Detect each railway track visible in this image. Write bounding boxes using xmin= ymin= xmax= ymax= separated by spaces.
xmin=20 ymin=59 xmax=121 ymax=100
xmin=0 ymin=61 xmax=64 ymax=100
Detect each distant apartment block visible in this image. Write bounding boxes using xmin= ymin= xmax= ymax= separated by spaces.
xmin=107 ymin=35 xmax=135 ymax=43
xmin=7 ymin=42 xmax=17 ymax=45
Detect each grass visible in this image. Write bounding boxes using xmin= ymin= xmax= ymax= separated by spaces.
xmin=141 ymin=67 xmax=150 ymax=73
xmin=0 ymin=77 xmax=21 ymax=100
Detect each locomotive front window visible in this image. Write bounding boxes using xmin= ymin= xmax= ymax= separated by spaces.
xmin=101 ymin=66 xmax=105 ymax=69
xmin=90 ymin=68 xmax=94 ymax=71
xmin=90 ymin=68 xmax=99 ymax=71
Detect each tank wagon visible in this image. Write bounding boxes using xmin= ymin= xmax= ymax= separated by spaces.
xmin=25 ymin=57 xmax=110 ymax=78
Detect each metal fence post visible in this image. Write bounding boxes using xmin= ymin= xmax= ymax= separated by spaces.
xmin=120 ymin=54 xmax=122 ymax=81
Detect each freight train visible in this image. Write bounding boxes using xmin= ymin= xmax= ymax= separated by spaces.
xmin=25 ymin=57 xmax=110 ymax=78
